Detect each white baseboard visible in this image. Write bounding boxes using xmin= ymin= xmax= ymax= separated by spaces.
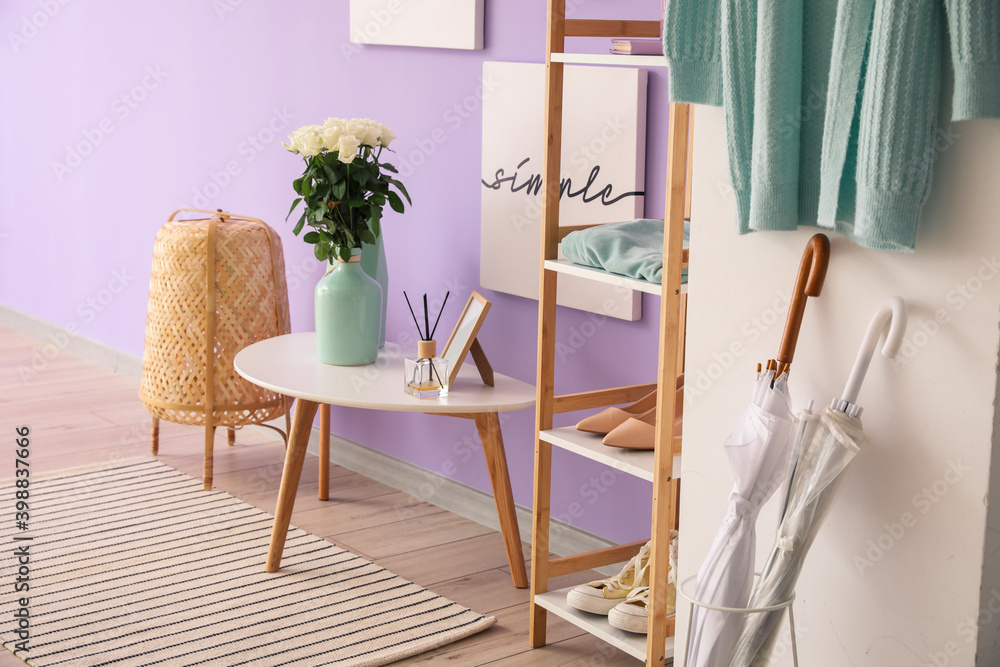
xmin=1 ymin=304 xmax=620 ymax=568
xmin=0 ymin=304 xmax=143 ymax=382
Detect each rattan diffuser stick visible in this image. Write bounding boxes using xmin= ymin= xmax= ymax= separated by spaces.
xmin=430 ymin=292 xmax=449 ymax=339
xmin=403 ymin=291 xmax=449 ymax=341
xmin=403 ymin=291 xmax=424 ymax=338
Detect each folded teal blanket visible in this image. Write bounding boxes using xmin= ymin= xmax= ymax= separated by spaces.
xmin=561 ymin=218 xmax=689 ymax=285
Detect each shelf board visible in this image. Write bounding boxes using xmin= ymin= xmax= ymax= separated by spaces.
xmin=534 ymin=587 xmax=675 ymax=662
xmin=545 ymin=259 xmax=687 ymax=296
xmin=550 ymin=52 xmax=669 ymax=68
xmin=540 ymin=427 xmax=680 ymax=483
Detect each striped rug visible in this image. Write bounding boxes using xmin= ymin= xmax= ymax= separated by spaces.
xmin=0 ymin=459 xmax=495 ymax=666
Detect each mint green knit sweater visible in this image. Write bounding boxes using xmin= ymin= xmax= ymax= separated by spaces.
xmin=663 ymin=0 xmax=1000 ymax=251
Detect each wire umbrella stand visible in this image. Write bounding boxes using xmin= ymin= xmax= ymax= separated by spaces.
xmin=679 ymin=575 xmax=799 ymax=667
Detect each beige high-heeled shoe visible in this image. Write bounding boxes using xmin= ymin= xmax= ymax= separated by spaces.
xmin=602 ymin=380 xmax=684 ymax=450
xmin=575 ymin=389 xmax=658 ymax=435
xmin=576 ymin=373 xmax=684 ymax=435
xmin=601 ymin=410 xmax=683 ymax=450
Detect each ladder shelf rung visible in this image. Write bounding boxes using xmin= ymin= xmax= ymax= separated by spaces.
xmin=563 ymin=19 xmax=661 ymax=38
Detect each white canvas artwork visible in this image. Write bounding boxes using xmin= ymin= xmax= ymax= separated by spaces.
xmin=480 ymin=61 xmax=648 ymax=321
xmin=349 ymin=0 xmax=485 ymax=50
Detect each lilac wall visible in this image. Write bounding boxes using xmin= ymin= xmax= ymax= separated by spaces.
xmin=0 ymin=0 xmax=671 ymax=543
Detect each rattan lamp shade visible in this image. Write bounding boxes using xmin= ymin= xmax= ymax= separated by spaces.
xmin=140 ymin=209 xmax=291 ymax=489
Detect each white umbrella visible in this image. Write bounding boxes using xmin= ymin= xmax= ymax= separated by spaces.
xmin=728 ymin=297 xmax=907 ymax=666
xmin=685 ymin=235 xmax=830 ymax=667
xmin=685 ymin=369 xmax=795 ymax=667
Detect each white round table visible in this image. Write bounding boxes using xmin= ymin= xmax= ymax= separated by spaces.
xmin=235 ymin=332 xmax=535 ymax=587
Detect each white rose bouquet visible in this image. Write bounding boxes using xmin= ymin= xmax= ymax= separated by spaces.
xmin=284 ymin=117 xmax=409 ymax=263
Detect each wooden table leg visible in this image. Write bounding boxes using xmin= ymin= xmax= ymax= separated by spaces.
xmin=266 ymin=398 xmax=319 ymax=572
xmin=473 ymin=412 xmax=529 ymax=588
xmin=319 ymin=404 xmax=330 ymax=501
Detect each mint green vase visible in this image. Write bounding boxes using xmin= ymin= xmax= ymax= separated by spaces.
xmin=315 ymin=249 xmax=383 ymax=366
xmin=360 ymin=232 xmax=388 ymax=349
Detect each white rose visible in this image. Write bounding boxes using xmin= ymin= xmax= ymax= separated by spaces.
xmin=282 ymin=135 xmax=302 ymax=153
xmin=358 ymin=119 xmax=382 ymax=146
xmin=320 ymin=118 xmax=344 ymax=151
xmin=282 ymin=125 xmax=312 ymax=153
xmin=296 ymin=125 xmax=324 ymax=157
xmin=320 ymin=125 xmax=343 ymax=152
xmin=377 ymin=123 xmax=396 ymax=148
xmin=337 ymin=134 xmax=362 ymax=163
xmin=344 ymin=118 xmax=369 ymax=143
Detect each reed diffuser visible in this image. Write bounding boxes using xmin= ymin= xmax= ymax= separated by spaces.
xmin=403 ymin=291 xmax=450 ymax=398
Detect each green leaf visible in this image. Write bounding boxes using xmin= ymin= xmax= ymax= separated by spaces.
xmin=292 ymin=177 xmax=304 ymax=195
xmin=332 ymin=181 xmax=346 ymax=200
xmin=313 ymin=208 xmax=325 ymax=222
xmin=314 ymin=243 xmax=329 ymax=261
xmin=387 ymin=191 xmax=405 ymax=214
xmin=303 ymin=231 xmax=320 ymax=243
xmin=285 ymin=197 xmax=302 ymax=220
xmin=322 ymin=164 xmax=339 ymax=184
xmin=292 ymin=211 xmax=307 ymax=235
xmin=360 ymin=229 xmax=376 ymax=246
xmin=338 ymin=246 xmax=351 ymax=262
xmin=301 ymin=179 xmax=313 ymax=197
xmin=389 ymin=179 xmax=412 ymax=204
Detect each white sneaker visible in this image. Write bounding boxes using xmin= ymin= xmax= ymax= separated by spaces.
xmin=608 ymin=531 xmax=678 ymax=633
xmin=608 ymin=586 xmax=654 ymax=633
xmin=566 ymin=541 xmax=651 ymax=615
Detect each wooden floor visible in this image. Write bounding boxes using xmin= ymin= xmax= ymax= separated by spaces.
xmin=0 ymin=326 xmax=641 ymax=666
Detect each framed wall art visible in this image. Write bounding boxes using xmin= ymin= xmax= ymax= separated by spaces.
xmin=480 ymin=61 xmax=648 ymax=321
xmin=349 ymin=0 xmax=485 ymax=50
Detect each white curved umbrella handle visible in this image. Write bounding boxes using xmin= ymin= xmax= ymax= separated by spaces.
xmin=840 ymin=296 xmax=907 ymax=406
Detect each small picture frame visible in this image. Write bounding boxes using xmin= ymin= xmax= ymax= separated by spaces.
xmin=441 ymin=291 xmax=493 ymax=388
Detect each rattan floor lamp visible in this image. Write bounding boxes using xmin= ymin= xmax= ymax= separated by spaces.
xmin=140 ymin=209 xmax=292 ymax=490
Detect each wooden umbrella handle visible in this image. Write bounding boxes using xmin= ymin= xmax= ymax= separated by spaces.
xmin=775 ymin=233 xmax=830 ymax=376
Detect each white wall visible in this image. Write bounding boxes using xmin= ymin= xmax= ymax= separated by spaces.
xmin=675 ymin=105 xmax=1000 ymax=666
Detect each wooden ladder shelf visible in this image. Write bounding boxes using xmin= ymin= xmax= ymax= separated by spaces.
xmin=528 ymin=2 xmax=692 ymax=665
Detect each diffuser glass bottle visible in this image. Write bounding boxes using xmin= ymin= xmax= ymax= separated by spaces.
xmin=404 ymin=339 xmax=449 ymax=398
